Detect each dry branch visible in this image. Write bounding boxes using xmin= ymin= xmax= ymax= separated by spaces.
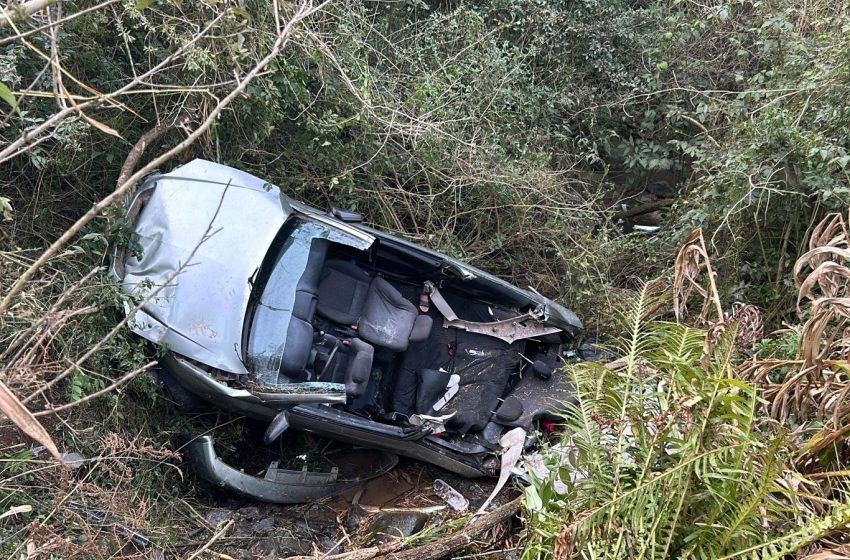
xmin=0 ymin=380 xmax=61 ymax=461
xmin=0 ymin=0 xmax=58 ymax=28
xmin=284 ymin=497 xmax=521 ymax=560
xmin=0 ymin=0 xmax=120 ymax=46
xmin=31 ymin=360 xmax=156 ymax=417
xmin=0 ymin=8 xmax=230 ymax=163
xmin=386 ymin=497 xmax=521 ymax=560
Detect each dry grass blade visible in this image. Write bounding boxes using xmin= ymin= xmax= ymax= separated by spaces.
xmin=0 ymin=380 xmax=61 ymax=462
xmin=806 ymin=212 xmax=849 ymax=259
xmin=734 ymin=213 xmax=850 ymax=426
xmin=672 ymin=228 xmax=724 ymax=324
xmin=759 ymin=212 xmax=850 ymax=426
xmin=797 ymin=261 xmax=850 ymax=315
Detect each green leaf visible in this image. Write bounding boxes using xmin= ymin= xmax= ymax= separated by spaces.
xmin=136 ymin=0 xmax=155 ymax=9
xmin=0 ymin=82 xmax=19 ymax=115
xmin=231 ymin=6 xmax=250 ymax=20
xmin=0 ymin=196 xmax=12 ymax=221
xmin=524 ymin=484 xmax=543 ymax=512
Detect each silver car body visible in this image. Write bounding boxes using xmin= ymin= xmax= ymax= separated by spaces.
xmin=117 ymin=159 xmax=580 ymax=374
xmin=117 ymin=160 xmax=372 ymax=374
xmin=111 ymin=159 xmax=582 ymax=488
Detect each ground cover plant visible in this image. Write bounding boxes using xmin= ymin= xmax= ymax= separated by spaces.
xmin=523 ymin=225 xmax=850 ymax=559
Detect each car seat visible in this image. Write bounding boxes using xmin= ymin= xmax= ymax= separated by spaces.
xmin=316 ymin=260 xmax=432 ymax=352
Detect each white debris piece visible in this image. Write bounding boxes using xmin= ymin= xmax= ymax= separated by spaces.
xmin=469 ymin=427 xmax=526 ymax=523
xmin=433 ymin=479 xmax=469 ymax=513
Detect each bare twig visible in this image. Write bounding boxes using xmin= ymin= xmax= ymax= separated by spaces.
xmin=0 ymin=9 xmax=229 ymax=163
xmin=680 ymin=114 xmax=721 ymax=148
xmin=47 ymin=2 xmax=65 ymax=111
xmin=31 ymin=360 xmax=156 ymax=417
xmin=0 ymin=0 xmax=120 ymax=46
xmin=186 ymin=519 xmax=234 ymax=560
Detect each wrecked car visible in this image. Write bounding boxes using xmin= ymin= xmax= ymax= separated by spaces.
xmin=110 ymin=159 xmax=582 ymax=502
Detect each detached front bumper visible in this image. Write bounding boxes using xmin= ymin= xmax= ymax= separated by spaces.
xmin=184 ymin=435 xmax=398 ymax=504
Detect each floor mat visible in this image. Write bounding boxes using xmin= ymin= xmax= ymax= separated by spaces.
xmin=393 ymin=320 xmax=519 ymax=433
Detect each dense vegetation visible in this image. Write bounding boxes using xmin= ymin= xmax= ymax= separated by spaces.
xmin=1 ymin=0 xmax=850 ymax=557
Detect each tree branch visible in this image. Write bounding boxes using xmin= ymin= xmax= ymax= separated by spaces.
xmin=0 ymin=0 xmax=59 ymax=28
xmin=116 ymin=123 xmax=170 ymax=188
xmin=283 ymin=496 xmax=522 ymax=560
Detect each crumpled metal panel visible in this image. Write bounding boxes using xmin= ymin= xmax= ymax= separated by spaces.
xmin=356 ymin=224 xmax=583 ymax=333
xmin=122 ymin=160 xmax=289 ymax=374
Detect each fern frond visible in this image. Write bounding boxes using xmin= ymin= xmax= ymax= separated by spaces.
xmin=719 ymin=497 xmax=850 ymax=560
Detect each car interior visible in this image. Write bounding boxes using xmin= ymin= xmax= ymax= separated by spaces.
xmin=249 ymin=217 xmax=575 ymax=444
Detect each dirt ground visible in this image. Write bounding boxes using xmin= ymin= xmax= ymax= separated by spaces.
xmin=193 ymin=457 xmax=509 ymax=559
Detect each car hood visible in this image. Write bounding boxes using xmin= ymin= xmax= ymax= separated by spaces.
xmin=120 ymin=160 xmax=290 ymax=374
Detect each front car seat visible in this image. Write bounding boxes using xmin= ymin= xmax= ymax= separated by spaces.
xmin=316 ymin=260 xmax=432 ymax=352
xmin=359 ymin=277 xmax=430 ymax=352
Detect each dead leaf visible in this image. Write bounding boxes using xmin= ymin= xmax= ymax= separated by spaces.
xmin=0 ymin=504 xmax=32 ymax=520
xmin=0 ymin=381 xmax=62 ymax=462
xmin=672 ymin=228 xmax=723 ymax=324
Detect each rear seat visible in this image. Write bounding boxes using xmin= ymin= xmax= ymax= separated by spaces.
xmin=390 ymin=293 xmax=520 ymax=433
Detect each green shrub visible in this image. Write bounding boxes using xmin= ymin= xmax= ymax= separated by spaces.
xmin=522 ymin=285 xmax=850 ymax=559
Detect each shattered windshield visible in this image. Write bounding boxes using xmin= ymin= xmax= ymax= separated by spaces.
xmin=246 ymin=218 xmax=361 ymax=385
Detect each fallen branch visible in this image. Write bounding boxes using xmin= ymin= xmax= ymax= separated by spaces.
xmin=613 ymin=199 xmax=675 ymax=220
xmin=386 ymin=497 xmax=522 ymax=560
xmin=284 ymin=496 xmax=522 ymax=560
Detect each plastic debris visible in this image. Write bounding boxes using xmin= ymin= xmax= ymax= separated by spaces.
xmin=470 ymin=427 xmax=526 ymax=523
xmin=61 ymin=452 xmax=85 ymax=470
xmin=433 ymin=479 xmax=469 ymax=513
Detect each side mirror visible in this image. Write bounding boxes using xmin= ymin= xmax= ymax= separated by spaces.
xmin=328 ymin=207 xmax=363 ymax=223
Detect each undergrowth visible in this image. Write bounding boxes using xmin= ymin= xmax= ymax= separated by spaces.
xmin=523 ymin=284 xmax=850 ymax=559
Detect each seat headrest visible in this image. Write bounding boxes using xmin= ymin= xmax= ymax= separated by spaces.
xmin=409 ymin=314 xmax=433 ymax=343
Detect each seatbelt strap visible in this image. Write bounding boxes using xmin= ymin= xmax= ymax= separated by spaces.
xmin=423 ymin=281 xmax=459 ymax=321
